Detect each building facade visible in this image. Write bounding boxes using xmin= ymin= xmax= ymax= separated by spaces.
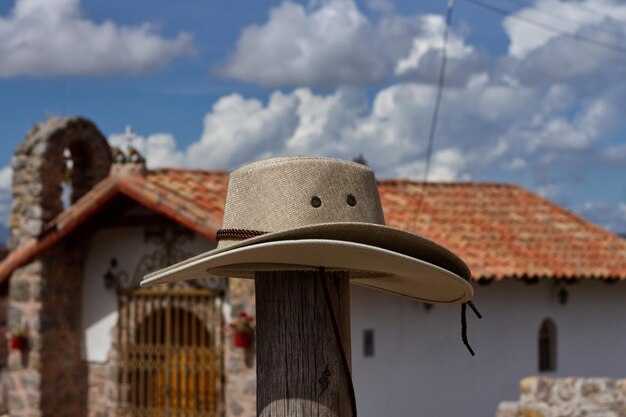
xmin=0 ymin=117 xmax=625 ymax=417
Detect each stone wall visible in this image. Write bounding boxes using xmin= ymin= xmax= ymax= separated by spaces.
xmin=496 ymin=377 xmax=626 ymax=417
xmin=87 ymin=359 xmax=118 ymax=417
xmin=7 ymin=260 xmax=45 ymax=417
xmin=8 ymin=245 xmax=89 ymax=417
xmin=224 ymin=278 xmax=256 ymax=417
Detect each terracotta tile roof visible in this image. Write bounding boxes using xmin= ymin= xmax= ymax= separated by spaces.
xmin=124 ymin=169 xmax=228 ymax=238
xmin=1 ymin=168 xmax=625 ymax=283
xmin=0 ymin=168 xmax=228 ymax=282
xmin=378 ymin=180 xmax=626 ymax=280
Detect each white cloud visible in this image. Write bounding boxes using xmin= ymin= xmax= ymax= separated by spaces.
xmin=183 ymin=85 xmax=450 ymax=177
xmin=394 ymin=15 xmax=473 ymax=76
xmin=106 ymin=0 xmax=626 ymax=193
xmin=214 ymin=0 xmax=626 ymax=181
xmin=3 ymin=0 xmax=625 ymax=235
xmin=217 ymin=0 xmax=474 ymax=87
xmin=0 ymin=0 xmax=195 ymax=77
xmin=217 ymin=0 xmax=386 ymax=87
xmin=504 ymin=0 xmax=626 ymax=59
xmin=116 ymin=84 xmax=479 ymax=179
xmin=157 ymin=78 xmax=563 ymax=180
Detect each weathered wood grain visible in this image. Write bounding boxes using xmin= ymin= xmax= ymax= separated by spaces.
xmin=256 ymin=270 xmax=352 ymax=417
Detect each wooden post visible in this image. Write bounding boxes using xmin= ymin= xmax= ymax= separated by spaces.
xmin=255 ymin=270 xmax=353 ymax=417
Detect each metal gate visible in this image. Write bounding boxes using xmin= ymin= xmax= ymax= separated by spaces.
xmin=118 ymin=287 xmax=223 ymax=417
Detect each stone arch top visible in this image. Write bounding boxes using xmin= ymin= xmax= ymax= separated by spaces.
xmin=9 ymin=117 xmax=112 ymax=249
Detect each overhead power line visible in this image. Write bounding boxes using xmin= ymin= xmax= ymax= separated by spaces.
xmin=501 ymin=0 xmax=626 ymax=36
xmin=558 ymin=0 xmax=620 ymax=21
xmin=413 ymin=0 xmax=455 ymax=218
xmin=413 ymin=0 xmax=456 ymax=217
xmin=420 ymin=0 xmax=456 ymax=187
xmin=463 ymin=0 xmax=626 ymax=56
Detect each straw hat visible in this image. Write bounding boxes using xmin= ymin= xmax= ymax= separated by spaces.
xmin=141 ymin=157 xmax=473 ymax=303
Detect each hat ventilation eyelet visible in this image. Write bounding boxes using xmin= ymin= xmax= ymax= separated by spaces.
xmin=347 ymin=194 xmax=357 ymax=206
xmin=311 ymin=196 xmax=322 ymax=208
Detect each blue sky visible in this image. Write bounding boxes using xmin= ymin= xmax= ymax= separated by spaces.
xmin=0 ymin=0 xmax=625 ymax=233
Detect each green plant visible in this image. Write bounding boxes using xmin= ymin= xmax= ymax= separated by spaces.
xmin=12 ymin=326 xmax=27 ymax=338
xmin=227 ymin=311 xmax=254 ymax=334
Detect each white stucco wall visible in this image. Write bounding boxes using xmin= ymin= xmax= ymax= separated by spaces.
xmin=80 ymin=222 xmax=626 ymax=416
xmin=81 ymin=226 xmax=215 ymax=363
xmin=350 ymin=279 xmax=626 ymax=417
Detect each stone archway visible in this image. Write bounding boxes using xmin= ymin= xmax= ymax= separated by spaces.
xmin=9 ymin=117 xmax=112 ymax=250
xmin=7 ymin=117 xmax=112 ymax=417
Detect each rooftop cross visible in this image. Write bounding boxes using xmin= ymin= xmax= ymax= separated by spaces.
xmin=124 ymin=125 xmax=135 ymax=150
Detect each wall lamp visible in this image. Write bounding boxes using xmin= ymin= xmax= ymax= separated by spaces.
xmin=103 ymin=258 xmax=129 ymax=291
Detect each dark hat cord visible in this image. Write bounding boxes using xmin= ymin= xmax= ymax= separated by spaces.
xmin=319 ymin=267 xmax=358 ymax=417
xmin=462 ymin=300 xmax=483 ymax=356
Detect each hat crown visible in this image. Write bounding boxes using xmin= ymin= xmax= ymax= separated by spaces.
xmin=219 ymin=157 xmax=385 ymax=248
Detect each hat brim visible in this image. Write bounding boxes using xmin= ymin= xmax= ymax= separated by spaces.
xmin=141 ymin=223 xmax=473 ymax=304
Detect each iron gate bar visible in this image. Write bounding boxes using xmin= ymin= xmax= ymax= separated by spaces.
xmin=118 ymin=286 xmax=222 ymax=417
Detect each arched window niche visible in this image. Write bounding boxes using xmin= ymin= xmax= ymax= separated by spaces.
xmin=539 ymin=318 xmax=557 ymax=372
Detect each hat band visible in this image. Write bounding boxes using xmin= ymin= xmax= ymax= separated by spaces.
xmin=216 ymin=228 xmax=268 ymax=241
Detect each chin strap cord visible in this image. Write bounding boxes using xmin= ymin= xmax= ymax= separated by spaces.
xmin=461 ymin=300 xmax=483 ymax=356
xmin=319 ymin=267 xmax=357 ymax=417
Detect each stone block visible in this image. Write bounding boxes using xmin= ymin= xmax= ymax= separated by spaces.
xmin=10 ymin=281 xmax=30 ymax=303
xmin=521 ymin=377 xmax=540 ymax=400
xmin=227 ymin=356 xmax=242 ymax=374
xmin=582 ymin=379 xmax=609 ymax=402
xmin=107 ymin=385 xmax=118 ymax=402
xmin=519 ymin=402 xmax=551 ymax=417
xmin=26 ymin=206 xmax=43 ymax=220
xmin=576 ymin=403 xmax=617 ymax=417
xmin=28 ymin=353 xmax=41 ymax=369
xmin=555 ymin=378 xmax=579 ymax=403
xmin=24 ymin=262 xmax=43 ymax=275
xmin=31 ymin=142 xmax=47 ymax=157
xmin=27 ymin=336 xmax=41 ymax=351
xmin=26 ymin=393 xmax=40 ymax=409
xmin=496 ymin=402 xmax=520 ymax=417
xmin=30 ymin=316 xmax=41 ymax=333
xmin=536 ymin=378 xmax=555 ymax=404
xmin=8 ymin=393 xmax=24 ymax=411
xmin=108 ymin=365 xmax=119 ymax=382
xmin=24 ymin=220 xmax=42 ymax=237
xmin=243 ymin=377 xmax=256 ymax=395
xmin=554 ymin=402 xmax=579 ymax=417
xmin=230 ymin=400 xmax=244 ymax=416
xmin=8 ymin=307 xmax=24 ymax=329
xmin=31 ymin=282 xmax=43 ymax=303
xmin=8 ymin=353 xmax=24 ymax=371
xmin=20 ymin=373 xmax=41 ymax=390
